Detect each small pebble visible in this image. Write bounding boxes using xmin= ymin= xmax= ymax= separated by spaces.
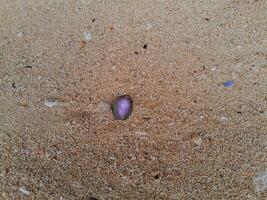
xmin=83 ymin=31 xmax=92 ymax=41
xmin=19 ymin=186 xmax=30 ymax=195
xmin=223 ymin=80 xmax=234 ymax=87
xmin=44 ymin=98 xmax=58 ymax=107
xmin=192 ymin=133 xmax=203 ymax=146
xmin=154 ymin=174 xmax=160 ymax=179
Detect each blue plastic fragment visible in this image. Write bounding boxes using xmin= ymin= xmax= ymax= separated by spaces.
xmin=223 ymin=80 xmax=234 ymax=87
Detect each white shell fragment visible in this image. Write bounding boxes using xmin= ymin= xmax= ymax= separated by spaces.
xmin=44 ymin=98 xmax=58 ymax=107
xmin=83 ymin=31 xmax=92 ymax=41
xmin=19 ymin=186 xmax=30 ymax=195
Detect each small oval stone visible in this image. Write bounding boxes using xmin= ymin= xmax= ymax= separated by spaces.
xmin=112 ymin=95 xmax=133 ymax=120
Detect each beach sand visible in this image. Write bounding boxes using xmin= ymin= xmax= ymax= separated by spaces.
xmin=0 ymin=0 xmax=266 ymax=199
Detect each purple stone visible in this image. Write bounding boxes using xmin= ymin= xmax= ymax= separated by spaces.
xmin=112 ymin=95 xmax=133 ymax=120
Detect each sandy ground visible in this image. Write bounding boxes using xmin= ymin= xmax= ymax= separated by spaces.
xmin=0 ymin=0 xmax=267 ymax=199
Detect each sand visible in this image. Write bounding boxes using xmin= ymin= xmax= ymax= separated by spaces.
xmin=0 ymin=0 xmax=266 ymax=199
